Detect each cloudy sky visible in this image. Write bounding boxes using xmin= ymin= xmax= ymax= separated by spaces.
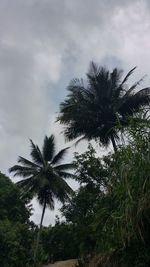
xmin=0 ymin=0 xmax=150 ymax=225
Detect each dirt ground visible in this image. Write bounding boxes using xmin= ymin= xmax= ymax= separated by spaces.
xmin=43 ymin=259 xmax=78 ymax=267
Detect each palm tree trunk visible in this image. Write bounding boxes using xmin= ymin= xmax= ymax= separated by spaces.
xmin=110 ymin=135 xmax=117 ymax=152
xmin=34 ymin=199 xmax=46 ymax=267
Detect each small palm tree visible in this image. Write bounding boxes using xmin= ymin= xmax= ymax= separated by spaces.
xmin=9 ymin=135 xmax=75 ymax=266
xmin=58 ymin=62 xmax=150 ymax=151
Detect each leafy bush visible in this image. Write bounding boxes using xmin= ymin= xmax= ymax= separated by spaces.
xmin=0 ymin=173 xmax=34 ymax=267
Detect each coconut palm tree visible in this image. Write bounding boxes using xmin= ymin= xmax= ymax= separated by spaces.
xmin=9 ymin=135 xmax=75 ymax=266
xmin=57 ymin=62 xmax=150 ymax=151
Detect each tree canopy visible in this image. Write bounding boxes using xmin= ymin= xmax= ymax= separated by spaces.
xmin=0 ymin=172 xmax=34 ymax=267
xmin=58 ymin=63 xmax=150 ymax=151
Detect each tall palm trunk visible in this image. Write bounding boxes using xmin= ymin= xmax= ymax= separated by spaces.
xmin=110 ymin=135 xmax=117 ymax=152
xmin=34 ymin=199 xmax=46 ymax=267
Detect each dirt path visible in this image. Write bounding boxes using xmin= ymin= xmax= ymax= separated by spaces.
xmin=43 ymin=259 xmax=77 ymax=267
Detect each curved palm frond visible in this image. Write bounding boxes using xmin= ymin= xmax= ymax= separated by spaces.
xmin=18 ymin=156 xmax=39 ymax=168
xmin=16 ymin=176 xmax=33 ymax=188
xmin=51 ymin=147 xmax=70 ymax=165
xmin=54 ymin=163 xmax=75 ymax=171
xmin=74 ymin=136 xmax=86 ymax=146
xmin=9 ymin=165 xmax=37 ymax=177
xmin=120 ymin=66 xmax=137 ymax=86
xmin=50 ymin=174 xmax=73 ymax=203
xmin=119 ymin=88 xmax=150 ymax=116
xmin=134 ymin=87 xmax=150 ymax=98
xmin=123 ymin=76 xmax=146 ymax=97
xmin=30 ymin=139 xmax=44 ymax=165
xmin=16 ymin=177 xmax=36 ymax=200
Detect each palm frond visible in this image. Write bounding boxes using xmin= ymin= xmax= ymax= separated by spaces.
xmin=16 ymin=177 xmax=33 ymax=187
xmin=54 ymin=163 xmax=75 ymax=171
xmin=17 ymin=176 xmax=38 ymax=200
xmin=111 ymin=68 xmax=123 ymax=86
xmin=51 ymin=147 xmax=70 ymax=165
xmin=68 ymin=78 xmax=85 ymax=94
xmin=74 ymin=136 xmax=86 ymax=146
xmin=30 ymin=139 xmax=44 ymax=165
xmin=119 ymin=88 xmax=150 ymax=116
xmin=64 ymin=126 xmax=85 ymax=142
xmin=120 ymin=67 xmax=137 ymax=86
xmin=134 ymin=87 xmax=150 ymax=98
xmin=42 ymin=135 xmax=55 ymax=162
xmin=18 ymin=156 xmax=39 ymax=168
xmin=88 ymin=61 xmax=99 ymax=76
xmin=56 ymin=171 xmax=77 ymax=180
xmin=51 ymin=174 xmax=73 ymax=203
xmin=124 ymin=76 xmax=146 ymax=97
xmin=110 ymin=68 xmax=123 ymax=99
xmin=9 ymin=165 xmax=37 ymax=177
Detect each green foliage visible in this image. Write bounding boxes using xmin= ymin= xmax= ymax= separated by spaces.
xmin=61 ymin=123 xmax=150 ymax=266
xmin=94 ymin=126 xmax=150 ymax=250
xmin=62 ymin=145 xmax=106 ymax=255
xmin=0 ymin=220 xmax=34 ymax=267
xmin=0 ymin=172 xmax=31 ymax=222
xmin=74 ymin=144 xmax=108 ymax=187
xmin=0 ymin=173 xmax=34 ymax=267
xmin=62 ymin=187 xmax=97 ymax=256
xmin=40 ymin=222 xmax=79 ymax=263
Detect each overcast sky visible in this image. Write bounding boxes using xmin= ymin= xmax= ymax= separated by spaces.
xmin=0 ymin=0 xmax=150 ymax=225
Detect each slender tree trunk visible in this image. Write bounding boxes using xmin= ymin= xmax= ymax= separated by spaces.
xmin=110 ymin=135 xmax=117 ymax=152
xmin=34 ymin=199 xmax=46 ymax=267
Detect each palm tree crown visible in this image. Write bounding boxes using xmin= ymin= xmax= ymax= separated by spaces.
xmin=57 ymin=62 xmax=150 ymax=151
xmin=9 ymin=135 xmax=74 ymax=216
